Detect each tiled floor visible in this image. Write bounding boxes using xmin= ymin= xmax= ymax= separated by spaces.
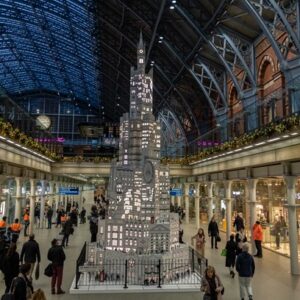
xmin=1 ymin=194 xmax=300 ymax=300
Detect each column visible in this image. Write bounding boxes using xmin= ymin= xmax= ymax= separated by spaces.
xmin=214 ymin=184 xmax=220 ymax=223
xmin=48 ymin=181 xmax=54 ymax=207
xmin=29 ymin=179 xmax=36 ymax=235
xmin=194 ymin=183 xmax=200 ymax=229
xmin=247 ymin=178 xmax=258 ymax=254
xmin=284 ymin=176 xmax=300 ymax=275
xmin=14 ymin=177 xmax=23 ymax=220
xmin=267 ymin=180 xmax=273 ymax=223
xmin=171 ymin=194 xmax=175 ymax=206
xmin=207 ymin=182 xmax=214 ymax=222
xmin=184 ymin=183 xmax=189 ymax=224
xmin=176 ymin=184 xmax=182 ymax=207
xmin=224 ymin=180 xmax=233 ymax=241
xmin=39 ymin=181 xmax=46 ymax=228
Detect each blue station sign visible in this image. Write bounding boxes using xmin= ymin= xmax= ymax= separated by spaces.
xmin=59 ymin=187 xmax=79 ymax=195
xmin=169 ymin=188 xmax=183 ymax=196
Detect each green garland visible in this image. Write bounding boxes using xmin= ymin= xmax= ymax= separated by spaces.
xmin=161 ymin=114 xmax=300 ymax=165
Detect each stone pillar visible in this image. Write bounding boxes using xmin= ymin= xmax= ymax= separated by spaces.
xmin=207 ymin=182 xmax=214 ymax=222
xmin=14 ymin=177 xmax=23 ymax=220
xmin=171 ymin=194 xmax=175 ymax=206
xmin=177 ymin=184 xmax=182 ymax=207
xmin=29 ymin=179 xmax=36 ymax=235
xmin=39 ymin=181 xmax=46 ymax=228
xmin=184 ymin=183 xmax=190 ymax=224
xmin=267 ymin=180 xmax=273 ymax=222
xmin=194 ymin=183 xmax=200 ymax=229
xmin=247 ymin=178 xmax=258 ymax=254
xmin=224 ymin=180 xmax=233 ymax=241
xmin=284 ymin=176 xmax=300 ymax=275
xmin=48 ymin=181 xmax=54 ymax=207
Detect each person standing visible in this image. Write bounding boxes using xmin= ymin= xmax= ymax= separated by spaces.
xmin=201 ymin=265 xmax=224 ymax=300
xmin=47 ymin=238 xmax=66 ymax=294
xmin=0 ymin=216 xmax=7 ymax=235
xmin=80 ymin=207 xmax=86 ymax=224
xmin=46 ymin=207 xmax=53 ymax=229
xmin=208 ymin=216 xmax=219 ymax=249
xmin=23 ymin=210 xmax=30 ymax=237
xmin=20 ymin=234 xmax=41 ymax=279
xmin=235 ymin=228 xmax=247 ymax=256
xmin=89 ymin=205 xmax=99 ymax=242
xmin=252 ymin=221 xmax=263 ymax=258
xmin=236 ymin=243 xmax=255 ymax=300
xmin=233 ymin=213 xmax=245 ymax=232
xmin=9 ymin=218 xmax=22 ymax=242
xmin=225 ymin=234 xmax=237 ymax=278
xmin=191 ymin=228 xmax=206 ymax=257
xmin=61 ymin=215 xmax=73 ymax=247
xmin=2 ymin=243 xmax=20 ymax=293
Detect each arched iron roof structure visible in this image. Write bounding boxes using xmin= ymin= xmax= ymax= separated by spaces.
xmin=0 ymin=0 xmax=99 ymax=108
xmin=0 ymin=0 xmax=299 ymax=148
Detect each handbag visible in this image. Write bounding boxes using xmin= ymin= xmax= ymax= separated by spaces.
xmin=44 ymin=263 xmax=53 ymax=277
xmin=1 ymin=277 xmax=17 ymax=300
xmin=220 ymin=248 xmax=227 ymax=256
xmin=216 ymin=235 xmax=221 ymax=242
xmin=35 ymin=263 xmax=40 ymax=280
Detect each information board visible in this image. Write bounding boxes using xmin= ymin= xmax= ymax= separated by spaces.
xmin=59 ymin=187 xmax=79 ymax=195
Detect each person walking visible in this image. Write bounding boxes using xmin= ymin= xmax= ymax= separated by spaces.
xmin=2 ymin=243 xmax=20 ymax=293
xmin=208 ymin=216 xmax=219 ymax=249
xmin=252 ymin=221 xmax=263 ymax=258
xmin=47 ymin=238 xmax=66 ymax=294
xmin=89 ymin=205 xmax=99 ymax=242
xmin=23 ymin=210 xmax=30 ymax=237
xmin=201 ymin=265 xmax=224 ymax=300
xmin=225 ymin=234 xmax=237 ymax=278
xmin=191 ymin=228 xmax=206 ymax=257
xmin=13 ymin=263 xmax=34 ymax=300
xmin=236 ymin=243 xmax=255 ymax=300
xmin=61 ymin=215 xmax=73 ymax=247
xmin=20 ymin=234 xmax=41 ymax=279
xmin=80 ymin=207 xmax=86 ymax=224
xmin=46 ymin=207 xmax=53 ymax=229
xmin=236 ymin=228 xmax=247 ymax=256
xmin=56 ymin=207 xmax=63 ymax=228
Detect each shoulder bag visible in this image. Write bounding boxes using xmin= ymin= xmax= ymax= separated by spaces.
xmin=44 ymin=263 xmax=53 ymax=277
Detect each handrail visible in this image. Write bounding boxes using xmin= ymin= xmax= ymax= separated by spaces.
xmin=75 ymin=241 xmax=87 ymax=289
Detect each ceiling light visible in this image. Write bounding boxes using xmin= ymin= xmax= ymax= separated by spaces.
xmin=291 ymin=132 xmax=299 ymax=136
xmin=169 ymin=5 xmax=175 ymax=9
xmin=172 ymin=0 xmax=176 ymax=3
xmin=159 ymin=36 xmax=164 ymax=40
xmin=268 ymin=137 xmax=281 ymax=142
xmin=255 ymin=142 xmax=266 ymax=146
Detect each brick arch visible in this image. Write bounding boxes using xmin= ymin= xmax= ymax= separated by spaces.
xmin=228 ymin=86 xmax=244 ymax=137
xmin=258 ymin=55 xmax=276 ymax=86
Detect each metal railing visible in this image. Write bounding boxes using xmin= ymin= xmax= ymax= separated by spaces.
xmin=75 ymin=241 xmax=87 ymax=289
xmin=74 ymin=245 xmax=207 ymax=289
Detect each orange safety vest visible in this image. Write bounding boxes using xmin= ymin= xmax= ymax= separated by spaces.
xmin=23 ymin=214 xmax=29 ymax=221
xmin=0 ymin=220 xmax=6 ymax=228
xmin=61 ymin=215 xmax=67 ymax=222
xmin=10 ymin=223 xmax=21 ymax=232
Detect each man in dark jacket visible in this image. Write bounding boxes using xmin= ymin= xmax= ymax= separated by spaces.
xmin=14 ymin=263 xmax=33 ymax=300
xmin=20 ymin=234 xmax=41 ymax=279
xmin=47 ymin=238 xmax=66 ymax=294
xmin=89 ymin=206 xmax=99 ymax=242
xmin=236 ymin=243 xmax=255 ymax=300
xmin=208 ymin=216 xmax=219 ymax=249
xmin=47 ymin=207 xmax=54 ymax=229
xmin=61 ymin=216 xmax=73 ymax=247
xmin=233 ymin=213 xmax=245 ymax=232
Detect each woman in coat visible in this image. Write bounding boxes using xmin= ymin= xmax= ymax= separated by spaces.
xmin=2 ymin=243 xmax=20 ymax=293
xmin=201 ymin=265 xmax=224 ymax=300
xmin=225 ymin=234 xmax=237 ymax=278
xmin=191 ymin=228 xmax=206 ymax=257
xmin=208 ymin=216 xmax=219 ymax=249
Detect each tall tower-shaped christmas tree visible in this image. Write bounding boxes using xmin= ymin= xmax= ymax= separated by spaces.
xmin=98 ymin=34 xmax=177 ymax=254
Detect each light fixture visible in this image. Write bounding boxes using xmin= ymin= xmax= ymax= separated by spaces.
xmin=169 ymin=5 xmax=175 ymax=9
xmin=172 ymin=0 xmax=176 ymax=3
xmin=159 ymin=36 xmax=164 ymax=40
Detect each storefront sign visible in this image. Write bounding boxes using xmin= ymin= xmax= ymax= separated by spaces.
xmin=59 ymin=187 xmax=79 ymax=195
xmin=169 ymin=188 xmax=183 ymax=196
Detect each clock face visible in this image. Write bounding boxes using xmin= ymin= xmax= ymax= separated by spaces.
xmin=139 ymin=49 xmax=143 ymax=53
xmin=36 ymin=115 xmax=51 ymax=130
xmin=143 ymin=161 xmax=154 ymax=183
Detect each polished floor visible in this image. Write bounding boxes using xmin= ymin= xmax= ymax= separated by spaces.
xmin=1 ymin=194 xmax=300 ymax=300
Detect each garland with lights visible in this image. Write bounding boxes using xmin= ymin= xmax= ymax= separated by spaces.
xmin=0 ymin=118 xmax=60 ymax=161
xmin=161 ymin=114 xmax=300 ymax=165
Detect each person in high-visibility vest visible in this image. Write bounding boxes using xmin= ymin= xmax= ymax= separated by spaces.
xmin=23 ymin=210 xmax=30 ymax=237
xmin=0 ymin=216 xmax=7 ymax=236
xmin=9 ymin=218 xmax=22 ymax=242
